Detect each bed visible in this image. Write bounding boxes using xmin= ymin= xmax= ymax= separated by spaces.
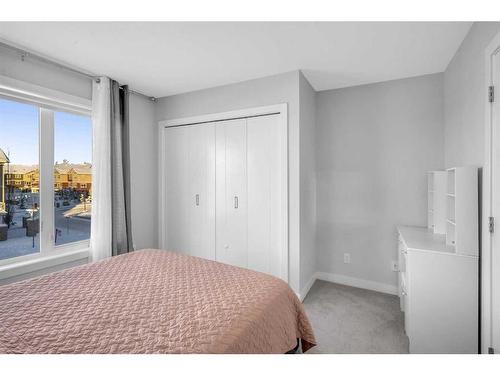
xmin=0 ymin=249 xmax=316 ymax=354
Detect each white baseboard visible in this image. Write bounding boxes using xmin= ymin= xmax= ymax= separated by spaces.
xmin=314 ymin=271 xmax=398 ymax=296
xmin=298 ymin=275 xmax=317 ymax=302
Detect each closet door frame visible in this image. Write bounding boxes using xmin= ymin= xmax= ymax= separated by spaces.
xmin=158 ymin=103 xmax=288 ymax=282
xmin=484 ymin=30 xmax=500 ymax=354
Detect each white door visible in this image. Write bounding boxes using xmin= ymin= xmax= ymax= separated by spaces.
xmin=164 ymin=124 xmax=215 ymax=259
xmin=491 ymin=44 xmax=500 ymax=353
xmin=164 ymin=126 xmax=190 ymax=254
xmin=161 ymin=105 xmax=288 ymax=282
xmin=247 ymin=115 xmax=283 ymax=277
xmin=216 ymin=119 xmax=248 ymax=268
xmin=188 ymin=123 xmax=216 ymax=260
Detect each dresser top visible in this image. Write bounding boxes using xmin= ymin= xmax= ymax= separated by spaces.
xmin=397 ymin=225 xmax=456 ymax=254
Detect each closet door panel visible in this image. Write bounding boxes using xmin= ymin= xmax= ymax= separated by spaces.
xmin=164 ymin=126 xmax=190 ymax=254
xmin=216 ymin=119 xmax=247 ymax=268
xmin=188 ymin=124 xmax=216 ymax=260
xmin=247 ymin=115 xmax=282 ymax=278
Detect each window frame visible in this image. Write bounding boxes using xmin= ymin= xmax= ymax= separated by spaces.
xmin=0 ymin=75 xmax=92 ymax=268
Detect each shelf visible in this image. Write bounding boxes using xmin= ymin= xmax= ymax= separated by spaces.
xmin=446 ymin=220 xmax=456 ymax=247
xmin=428 ymin=171 xmax=447 ymax=235
xmin=446 ymin=193 xmax=455 ymax=224
xmin=447 ymin=169 xmax=456 ymax=196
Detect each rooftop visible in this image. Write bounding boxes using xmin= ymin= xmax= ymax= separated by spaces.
xmin=0 ymin=148 xmax=10 ymax=164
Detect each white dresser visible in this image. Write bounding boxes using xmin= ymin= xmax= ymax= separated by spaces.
xmin=397 ymin=225 xmax=478 ymax=353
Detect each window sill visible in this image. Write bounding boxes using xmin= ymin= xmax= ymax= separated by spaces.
xmin=0 ymin=248 xmax=90 ymax=281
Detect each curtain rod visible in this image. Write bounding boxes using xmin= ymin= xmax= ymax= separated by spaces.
xmin=0 ymin=40 xmax=157 ymax=102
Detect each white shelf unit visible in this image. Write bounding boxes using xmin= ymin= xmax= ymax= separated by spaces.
xmin=427 ymin=171 xmax=447 ymax=234
xmin=445 ymin=167 xmax=478 ymax=256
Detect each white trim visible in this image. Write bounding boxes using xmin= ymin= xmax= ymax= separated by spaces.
xmin=158 ymin=103 xmax=289 ymax=282
xmin=0 ymin=74 xmax=91 ymax=115
xmin=483 ymin=29 xmax=500 ymax=354
xmin=0 ymin=247 xmax=89 ymax=281
xmin=315 ymin=271 xmax=399 ymax=296
xmin=39 ymin=108 xmax=55 ymax=256
xmin=0 ymin=239 xmax=90 ymax=268
xmin=298 ymin=275 xmax=317 ymax=302
xmin=158 ymin=120 xmax=166 ymax=250
xmin=297 ymin=271 xmax=399 ymax=301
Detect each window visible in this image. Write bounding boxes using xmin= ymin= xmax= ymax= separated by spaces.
xmin=0 ymin=95 xmax=92 ymax=264
xmin=54 ymin=112 xmax=92 ymax=247
xmin=0 ymin=98 xmax=40 ymax=260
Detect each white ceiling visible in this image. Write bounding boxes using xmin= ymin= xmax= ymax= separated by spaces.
xmin=0 ymin=22 xmax=472 ymax=98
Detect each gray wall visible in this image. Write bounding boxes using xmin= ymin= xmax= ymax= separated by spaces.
xmin=0 ymin=44 xmax=91 ymax=99
xmin=444 ymin=22 xmax=500 ymax=168
xmin=155 ymin=71 xmax=303 ymax=293
xmin=299 ymin=72 xmax=317 ymax=294
xmin=129 ymin=95 xmax=158 ymax=250
xmin=315 ymin=73 xmax=444 ymax=288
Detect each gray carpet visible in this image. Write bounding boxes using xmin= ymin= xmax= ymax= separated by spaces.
xmin=303 ymin=280 xmax=409 ymax=354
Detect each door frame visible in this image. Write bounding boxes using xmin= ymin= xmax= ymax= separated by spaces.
xmin=158 ymin=103 xmax=289 ymax=282
xmin=483 ymin=30 xmax=500 ymax=354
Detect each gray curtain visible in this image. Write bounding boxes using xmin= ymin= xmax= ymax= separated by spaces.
xmin=110 ymin=80 xmax=133 ymax=256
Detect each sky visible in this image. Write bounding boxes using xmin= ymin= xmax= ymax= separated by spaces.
xmin=0 ymin=97 xmax=92 ymax=165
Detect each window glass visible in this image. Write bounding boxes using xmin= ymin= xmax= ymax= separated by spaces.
xmin=0 ymin=98 xmax=40 ymax=260
xmin=54 ymin=111 xmax=92 ymax=247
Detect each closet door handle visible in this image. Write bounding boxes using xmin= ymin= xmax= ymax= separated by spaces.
xmin=195 ymin=194 xmax=200 ymax=206
xmin=234 ymin=196 xmax=239 ymax=209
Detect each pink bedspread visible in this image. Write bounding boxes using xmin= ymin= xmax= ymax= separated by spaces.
xmin=0 ymin=249 xmax=316 ymax=354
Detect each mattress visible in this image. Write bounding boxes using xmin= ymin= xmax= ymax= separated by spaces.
xmin=0 ymin=249 xmax=316 ymax=354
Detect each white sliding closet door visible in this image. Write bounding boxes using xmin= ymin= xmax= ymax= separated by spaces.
xmin=246 ymin=115 xmax=282 ymax=277
xmin=215 ymin=115 xmax=283 ymax=279
xmin=188 ymin=123 xmax=216 ymax=260
xmin=164 ymin=124 xmax=215 ymax=259
xmin=216 ymin=119 xmax=248 ymax=268
xmin=161 ymin=106 xmax=287 ymax=282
